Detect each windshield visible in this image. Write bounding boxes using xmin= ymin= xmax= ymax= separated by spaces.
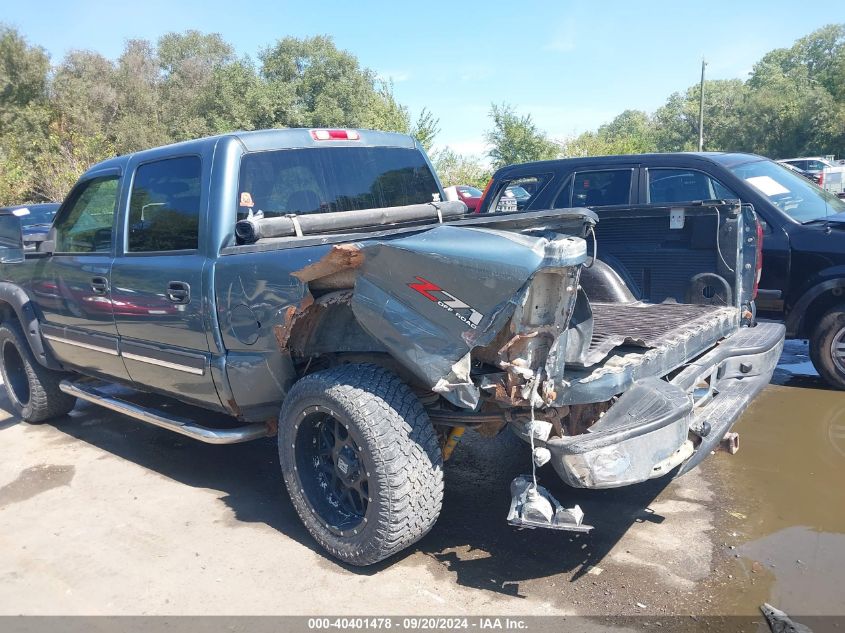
xmin=238 ymin=147 xmax=440 ymax=219
xmin=13 ymin=205 xmax=59 ymax=227
xmin=729 ymin=159 xmax=845 ymax=223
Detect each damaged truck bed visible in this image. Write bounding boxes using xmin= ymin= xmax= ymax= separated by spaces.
xmin=0 ymin=128 xmax=784 ymax=565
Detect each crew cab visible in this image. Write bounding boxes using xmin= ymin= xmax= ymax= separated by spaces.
xmin=477 ymin=153 xmax=845 ymax=389
xmin=0 ymin=132 xmax=783 ymax=566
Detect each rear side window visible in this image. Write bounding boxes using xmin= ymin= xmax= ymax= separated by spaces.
xmin=648 ymin=168 xmax=736 ymax=203
xmin=55 ymin=176 xmax=119 ymax=253
xmin=237 ymin=147 xmax=439 ymax=220
xmin=488 ymin=175 xmax=552 ymax=213
xmin=128 ymin=156 xmax=202 ymax=252
xmin=570 ymin=170 xmax=632 ymax=207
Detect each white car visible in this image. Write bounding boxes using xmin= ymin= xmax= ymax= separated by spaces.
xmin=778 ymin=157 xmax=845 ymax=195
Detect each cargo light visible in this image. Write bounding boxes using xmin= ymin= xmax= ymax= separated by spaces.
xmin=310 ymin=129 xmax=361 ymax=141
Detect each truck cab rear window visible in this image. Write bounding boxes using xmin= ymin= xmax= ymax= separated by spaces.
xmin=237 ymin=147 xmax=439 ymax=221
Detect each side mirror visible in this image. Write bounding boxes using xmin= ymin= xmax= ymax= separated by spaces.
xmin=0 ymin=214 xmax=24 ymax=263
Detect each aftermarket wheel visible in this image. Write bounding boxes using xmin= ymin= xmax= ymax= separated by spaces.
xmin=278 ymin=364 xmax=443 ymax=566
xmin=810 ymin=303 xmax=845 ymax=390
xmin=0 ymin=321 xmax=75 ymax=422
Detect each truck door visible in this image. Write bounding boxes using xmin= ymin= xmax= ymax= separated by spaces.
xmin=33 ymin=169 xmax=130 ymax=380
xmin=109 ymin=155 xmax=221 ymax=408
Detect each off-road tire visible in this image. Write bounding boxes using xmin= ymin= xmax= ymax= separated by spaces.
xmin=0 ymin=320 xmax=76 ymax=422
xmin=278 ymin=364 xmax=443 ymax=566
xmin=810 ymin=302 xmax=845 ymax=390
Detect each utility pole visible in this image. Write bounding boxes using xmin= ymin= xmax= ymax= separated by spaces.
xmin=698 ymin=58 xmax=707 ymax=152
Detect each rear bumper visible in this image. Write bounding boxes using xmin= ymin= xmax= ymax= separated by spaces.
xmin=543 ymin=322 xmax=785 ymax=488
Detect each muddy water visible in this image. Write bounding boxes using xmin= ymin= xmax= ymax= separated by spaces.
xmin=708 ymin=340 xmax=845 ymax=616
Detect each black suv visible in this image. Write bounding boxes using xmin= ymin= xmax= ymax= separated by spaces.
xmin=477 ymin=152 xmax=845 ymax=389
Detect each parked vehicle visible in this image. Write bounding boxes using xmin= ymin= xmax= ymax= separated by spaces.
xmin=780 ymin=161 xmax=822 ymax=185
xmin=0 ymin=131 xmax=782 ymax=566
xmin=0 ymin=203 xmax=59 ymax=250
xmin=443 ymin=184 xmax=482 ymax=211
xmin=477 ymin=152 xmax=845 ymax=388
xmin=778 ymin=157 xmax=845 ymax=195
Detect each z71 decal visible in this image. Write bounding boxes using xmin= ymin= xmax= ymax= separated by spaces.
xmin=408 ymin=276 xmax=484 ymax=329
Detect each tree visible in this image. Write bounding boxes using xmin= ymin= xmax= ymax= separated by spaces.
xmin=410 ymin=108 xmax=440 ymax=151
xmin=561 ymin=109 xmax=656 ymax=157
xmin=485 ymin=103 xmax=559 ymax=168
xmin=259 ymin=35 xmax=411 ymax=132
xmin=432 ymin=148 xmax=490 ymax=188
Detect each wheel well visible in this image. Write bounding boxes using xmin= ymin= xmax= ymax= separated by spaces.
xmin=799 ymin=288 xmax=845 ymax=338
xmin=0 ymin=301 xmax=19 ymax=326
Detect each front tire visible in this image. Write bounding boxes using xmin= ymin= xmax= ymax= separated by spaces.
xmin=278 ymin=364 xmax=443 ymax=566
xmin=0 ymin=321 xmax=76 ymax=422
xmin=810 ymin=303 xmax=845 ymax=390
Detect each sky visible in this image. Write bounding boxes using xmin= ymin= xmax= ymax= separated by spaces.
xmin=2 ymin=1 xmax=836 ymax=156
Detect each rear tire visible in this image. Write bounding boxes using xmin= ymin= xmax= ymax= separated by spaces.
xmin=810 ymin=303 xmax=845 ymax=390
xmin=0 ymin=320 xmax=76 ymax=422
xmin=278 ymin=364 xmax=443 ymax=566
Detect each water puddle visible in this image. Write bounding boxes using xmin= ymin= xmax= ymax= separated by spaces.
xmin=0 ymin=463 xmax=75 ymax=507
xmin=708 ymin=344 xmax=845 ymax=615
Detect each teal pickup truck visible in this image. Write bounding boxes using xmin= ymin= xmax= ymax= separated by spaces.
xmin=0 ymin=128 xmax=783 ymax=565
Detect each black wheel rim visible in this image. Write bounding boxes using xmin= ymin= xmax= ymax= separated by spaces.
xmin=2 ymin=340 xmax=30 ymax=407
xmin=294 ymin=405 xmax=369 ymax=536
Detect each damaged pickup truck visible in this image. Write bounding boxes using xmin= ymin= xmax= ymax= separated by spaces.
xmin=0 ymin=129 xmax=784 ymax=565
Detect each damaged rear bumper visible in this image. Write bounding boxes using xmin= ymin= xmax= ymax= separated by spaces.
xmin=538 ymin=322 xmax=785 ymax=489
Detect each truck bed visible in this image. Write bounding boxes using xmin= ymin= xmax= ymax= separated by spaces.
xmin=560 ymin=301 xmax=738 ymax=404
xmin=582 ymin=301 xmax=738 ymax=367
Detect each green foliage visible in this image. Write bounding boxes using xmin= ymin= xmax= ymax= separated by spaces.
xmin=564 ymin=23 xmax=845 ymax=160
xmin=485 ymin=103 xmax=560 ymax=168
xmin=0 ymin=29 xmax=431 ymax=205
xmin=410 ymin=108 xmax=440 ymax=151
xmin=432 ymin=148 xmax=491 ymax=189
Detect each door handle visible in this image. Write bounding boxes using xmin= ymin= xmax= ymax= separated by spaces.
xmin=166 ymin=281 xmax=191 ymax=304
xmin=91 ymin=277 xmax=109 ymax=295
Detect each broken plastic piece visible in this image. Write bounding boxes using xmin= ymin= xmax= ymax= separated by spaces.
xmin=760 ymin=603 xmax=814 ymax=633
xmin=526 ymin=419 xmax=553 ymax=442
xmin=532 ymin=446 xmax=551 ymax=467
xmin=506 ymin=475 xmax=593 ymax=532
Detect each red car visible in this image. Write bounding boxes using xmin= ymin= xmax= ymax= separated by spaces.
xmin=444 ymin=185 xmax=483 ymax=211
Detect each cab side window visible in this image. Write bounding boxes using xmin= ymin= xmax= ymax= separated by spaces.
xmin=55 ymin=176 xmax=119 ymax=253
xmin=567 ymin=170 xmax=633 ymax=207
xmin=128 ymin=156 xmax=201 ymax=252
xmin=648 ymin=168 xmax=736 ymax=204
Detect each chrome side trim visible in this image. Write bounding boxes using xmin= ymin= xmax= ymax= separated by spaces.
xmin=43 ymin=333 xmax=119 ymax=356
xmin=121 ymin=352 xmax=205 ymax=376
xmin=59 ymin=380 xmax=271 ymax=445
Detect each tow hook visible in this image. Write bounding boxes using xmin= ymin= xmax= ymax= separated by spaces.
xmin=719 ymin=431 xmax=740 ymax=455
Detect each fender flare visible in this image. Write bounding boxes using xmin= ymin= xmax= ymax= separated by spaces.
xmin=0 ymin=282 xmax=63 ymax=370
xmin=786 ymin=278 xmax=845 ymax=337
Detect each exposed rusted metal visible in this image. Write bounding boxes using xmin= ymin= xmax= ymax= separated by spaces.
xmin=428 ymin=404 xmax=508 ymax=436
xmin=291 ymin=243 xmax=363 ymax=283
xmin=719 ymin=431 xmax=739 ymax=455
xmin=273 ymin=293 xmax=315 ymax=350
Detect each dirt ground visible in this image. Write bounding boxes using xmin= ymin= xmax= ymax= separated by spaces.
xmin=0 ymin=340 xmax=843 ymax=618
